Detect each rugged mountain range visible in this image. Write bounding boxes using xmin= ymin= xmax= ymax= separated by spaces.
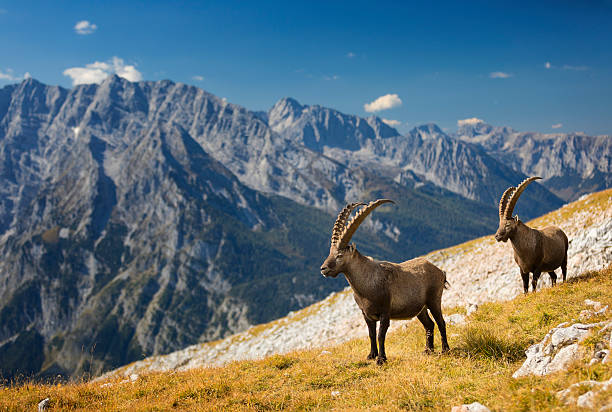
xmin=266 ymin=98 xmax=561 ymax=215
xmin=455 ymin=120 xmax=612 ymax=201
xmin=0 ymin=76 xmax=606 ymax=380
xmin=0 ymin=77 xmax=502 ymax=380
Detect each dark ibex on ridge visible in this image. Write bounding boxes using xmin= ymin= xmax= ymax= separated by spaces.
xmin=320 ymin=200 xmax=450 ymax=365
xmin=495 ymin=176 xmax=569 ymax=293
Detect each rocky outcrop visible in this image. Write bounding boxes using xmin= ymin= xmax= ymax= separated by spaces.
xmin=512 ymin=322 xmax=597 ymax=378
xmin=557 ymin=377 xmax=612 ymax=410
xmin=513 ymin=298 xmax=612 ymax=409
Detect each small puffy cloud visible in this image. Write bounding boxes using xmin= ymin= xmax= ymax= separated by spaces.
xmin=63 ymin=57 xmax=143 ymax=86
xmin=0 ymin=68 xmax=29 ymax=82
xmin=551 ymin=123 xmax=563 ymax=129
xmin=74 ymin=20 xmax=97 ymax=35
xmin=323 ymin=74 xmax=339 ymax=81
xmin=192 ymin=75 xmax=204 ymax=81
xmin=562 ymin=64 xmax=588 ymax=71
xmin=545 ymin=61 xmax=552 ymax=69
xmin=489 ymin=71 xmax=513 ymax=79
xmin=0 ymin=8 xmax=7 ymax=14
xmin=382 ymin=118 xmax=401 ymax=127
xmin=364 ymin=94 xmax=402 ymax=112
xmin=346 ymin=52 xmax=356 ymax=58
xmin=457 ymin=117 xmax=484 ymax=127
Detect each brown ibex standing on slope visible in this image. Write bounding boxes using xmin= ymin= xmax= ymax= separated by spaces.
xmin=320 ymin=200 xmax=450 ymax=365
xmin=495 ymin=176 xmax=569 ymax=294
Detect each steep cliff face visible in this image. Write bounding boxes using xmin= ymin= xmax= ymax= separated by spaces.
xmin=456 ymin=121 xmax=612 ymax=201
xmin=0 ymin=78 xmax=502 ymax=380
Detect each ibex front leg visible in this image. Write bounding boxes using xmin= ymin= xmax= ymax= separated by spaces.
xmin=376 ymin=315 xmax=390 ymax=365
xmin=364 ymin=315 xmax=378 ymax=360
xmin=531 ymin=269 xmax=542 ymax=292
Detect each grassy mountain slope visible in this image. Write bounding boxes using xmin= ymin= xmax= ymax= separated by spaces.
xmin=2 ymin=267 xmax=610 ymax=411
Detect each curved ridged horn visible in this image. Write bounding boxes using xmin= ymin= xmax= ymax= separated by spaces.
xmin=504 ymin=176 xmax=541 ymax=219
xmin=498 ymin=187 xmax=516 ymax=220
xmin=331 ymin=202 xmax=365 ymax=247
xmin=337 ymin=199 xmax=395 ymax=249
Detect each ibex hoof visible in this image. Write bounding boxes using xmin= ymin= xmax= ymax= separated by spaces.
xmin=423 ymin=348 xmax=434 ymax=355
xmin=367 ymin=353 xmax=378 ymax=360
xmin=376 ymin=356 xmax=387 ymax=365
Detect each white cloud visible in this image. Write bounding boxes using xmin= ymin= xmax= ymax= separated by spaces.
xmin=192 ymin=75 xmax=204 ymax=81
xmin=562 ymin=64 xmax=588 ymax=71
xmin=74 ymin=20 xmax=97 ymax=35
xmin=551 ymin=123 xmax=563 ymax=129
xmin=0 ymin=68 xmax=29 ymax=82
xmin=0 ymin=8 xmax=7 ymax=14
xmin=63 ymin=57 xmax=143 ymax=86
xmin=346 ymin=52 xmax=356 ymax=58
xmin=323 ymin=74 xmax=339 ymax=81
xmin=457 ymin=117 xmax=484 ymax=127
xmin=382 ymin=118 xmax=401 ymax=127
xmin=364 ymin=94 xmax=402 ymax=112
xmin=489 ymin=71 xmax=513 ymax=79
xmin=545 ymin=61 xmax=552 ymax=69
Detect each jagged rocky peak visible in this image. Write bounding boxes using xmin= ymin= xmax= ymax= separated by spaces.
xmin=268 ymin=97 xmax=400 ymax=151
xmin=271 ymin=97 xmax=304 ymax=117
xmin=410 ymin=123 xmax=446 ymax=139
xmin=365 ymin=115 xmax=400 ymax=139
xmin=456 ymin=118 xmax=495 ymax=138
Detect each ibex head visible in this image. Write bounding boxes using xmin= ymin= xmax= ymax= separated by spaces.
xmin=495 ymin=176 xmax=541 ymax=242
xmin=321 ymin=199 xmax=394 ymax=277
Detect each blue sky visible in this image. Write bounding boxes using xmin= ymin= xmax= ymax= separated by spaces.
xmin=1 ymin=1 xmax=611 ymax=135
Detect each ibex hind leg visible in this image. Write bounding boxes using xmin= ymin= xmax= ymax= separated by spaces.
xmin=416 ymin=309 xmax=435 ymax=353
xmin=562 ymin=257 xmax=567 ymax=282
xmin=548 ymin=271 xmax=557 ymax=287
xmin=427 ymin=300 xmax=450 ymax=352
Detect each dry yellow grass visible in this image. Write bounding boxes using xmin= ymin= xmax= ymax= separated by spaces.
xmin=2 ymin=266 xmax=611 ymax=411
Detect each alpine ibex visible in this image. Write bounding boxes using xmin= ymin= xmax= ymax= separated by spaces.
xmin=495 ymin=176 xmax=569 ymax=293
xmin=320 ymin=200 xmax=450 ymax=365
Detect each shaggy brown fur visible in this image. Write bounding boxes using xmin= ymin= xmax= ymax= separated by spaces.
xmin=321 ymin=200 xmax=449 ymax=365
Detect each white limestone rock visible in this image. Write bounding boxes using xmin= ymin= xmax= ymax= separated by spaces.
xmin=446 ymin=313 xmax=467 ymax=326
xmin=513 ymin=322 xmax=601 ymax=378
xmin=451 ymin=401 xmax=491 ymax=412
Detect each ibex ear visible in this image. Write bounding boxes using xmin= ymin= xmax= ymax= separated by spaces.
xmin=348 ymin=243 xmax=356 ymax=252
xmin=514 ymin=215 xmax=519 ymax=222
